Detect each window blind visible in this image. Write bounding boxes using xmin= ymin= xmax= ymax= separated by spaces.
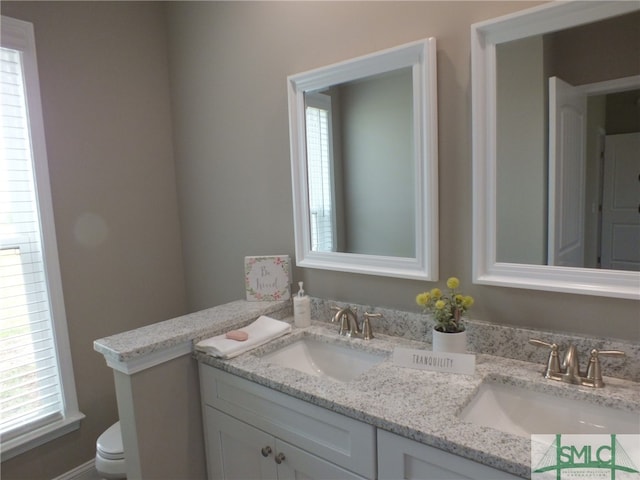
xmin=305 ymin=94 xmax=335 ymax=252
xmin=0 ymin=46 xmax=64 ymax=441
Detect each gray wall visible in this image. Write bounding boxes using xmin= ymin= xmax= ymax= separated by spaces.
xmin=496 ymin=36 xmax=546 ymax=264
xmin=340 ymin=69 xmax=414 ymax=257
xmin=166 ymin=0 xmax=639 ymax=341
xmin=547 ymin=11 xmax=640 ymax=85
xmin=1 ymin=2 xmax=187 ymax=479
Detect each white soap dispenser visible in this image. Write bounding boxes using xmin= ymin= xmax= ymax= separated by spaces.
xmin=293 ymin=281 xmax=311 ymax=328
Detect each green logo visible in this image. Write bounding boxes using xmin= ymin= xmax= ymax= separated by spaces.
xmin=532 ymin=434 xmax=639 ymax=480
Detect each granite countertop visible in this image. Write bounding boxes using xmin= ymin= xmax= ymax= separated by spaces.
xmin=195 ymin=320 xmax=640 ymax=479
xmin=94 ymin=300 xmax=291 ymax=365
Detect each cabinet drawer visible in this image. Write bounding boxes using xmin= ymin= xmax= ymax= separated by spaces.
xmin=206 ymin=407 xmax=367 ymax=480
xmin=199 ymin=365 xmax=376 ymax=479
xmin=377 ymin=430 xmax=522 ymax=480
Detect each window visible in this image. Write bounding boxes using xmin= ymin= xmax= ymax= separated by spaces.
xmin=305 ymin=93 xmax=336 ymax=252
xmin=1 ymin=16 xmax=83 ymax=460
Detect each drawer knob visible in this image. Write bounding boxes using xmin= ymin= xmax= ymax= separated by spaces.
xmin=275 ymin=452 xmax=286 ymax=464
xmin=261 ymin=446 xmax=272 ymax=457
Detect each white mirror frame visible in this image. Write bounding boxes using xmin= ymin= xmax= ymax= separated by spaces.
xmin=288 ymin=38 xmax=438 ymax=280
xmin=471 ymin=1 xmax=640 ymax=300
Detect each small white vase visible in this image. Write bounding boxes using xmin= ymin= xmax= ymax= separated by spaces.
xmin=432 ymin=329 xmax=467 ymax=354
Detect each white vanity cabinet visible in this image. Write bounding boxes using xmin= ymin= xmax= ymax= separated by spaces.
xmin=204 ymin=408 xmax=366 ymax=480
xmin=199 ymin=365 xmax=376 ymax=480
xmin=199 ymin=364 xmax=524 ymax=480
xmin=377 ymin=430 xmax=522 ymax=480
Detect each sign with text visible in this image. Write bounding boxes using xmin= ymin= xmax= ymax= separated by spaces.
xmin=392 ymin=347 xmax=476 ymax=375
xmin=244 ymin=255 xmax=291 ymax=301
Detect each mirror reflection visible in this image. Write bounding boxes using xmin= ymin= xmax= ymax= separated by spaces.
xmin=304 ymin=68 xmax=415 ymax=258
xmin=495 ymin=11 xmax=640 ymax=271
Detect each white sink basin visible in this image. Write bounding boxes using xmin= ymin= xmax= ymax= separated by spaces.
xmin=459 ymin=381 xmax=640 ymax=437
xmin=262 ymin=338 xmax=385 ymax=382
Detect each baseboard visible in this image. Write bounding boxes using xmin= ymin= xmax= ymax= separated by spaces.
xmin=52 ymin=459 xmax=97 ymax=480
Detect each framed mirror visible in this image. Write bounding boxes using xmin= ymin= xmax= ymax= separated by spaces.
xmin=288 ymin=38 xmax=438 ymax=280
xmin=472 ymin=1 xmax=640 ymax=299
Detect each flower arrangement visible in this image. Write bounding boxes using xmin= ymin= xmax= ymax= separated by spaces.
xmin=416 ymin=277 xmax=474 ymax=333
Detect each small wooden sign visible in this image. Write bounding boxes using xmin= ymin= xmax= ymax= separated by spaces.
xmin=244 ymin=255 xmax=291 ymax=301
xmin=392 ymin=347 xmax=476 ymax=375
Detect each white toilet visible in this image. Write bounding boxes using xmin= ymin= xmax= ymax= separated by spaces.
xmin=95 ymin=421 xmax=126 ymax=479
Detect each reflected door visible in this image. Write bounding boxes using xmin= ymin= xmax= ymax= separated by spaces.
xmin=601 ymin=133 xmax=640 ymax=271
xmin=548 ymin=76 xmax=587 ymax=267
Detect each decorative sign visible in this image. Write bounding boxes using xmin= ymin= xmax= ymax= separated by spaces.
xmin=392 ymin=347 xmax=476 ymax=375
xmin=244 ymin=255 xmax=291 ymax=301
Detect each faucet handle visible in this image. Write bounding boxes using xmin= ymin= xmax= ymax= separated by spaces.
xmin=330 ymin=305 xmax=356 ymax=316
xmin=585 ymin=349 xmax=625 ymax=388
xmin=330 ymin=305 xmax=343 ymax=322
xmin=529 ymin=339 xmax=561 ymax=377
xmin=362 ymin=312 xmax=381 ymax=340
xmin=529 ymin=339 xmax=555 ymax=349
xmin=594 ymin=349 xmax=626 ymax=357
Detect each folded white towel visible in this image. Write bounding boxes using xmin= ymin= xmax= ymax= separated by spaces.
xmin=196 ymin=315 xmax=291 ymax=359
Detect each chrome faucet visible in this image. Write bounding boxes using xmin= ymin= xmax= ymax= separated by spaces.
xmin=331 ymin=306 xmax=361 ymax=337
xmin=529 ymin=339 xmax=625 ymax=388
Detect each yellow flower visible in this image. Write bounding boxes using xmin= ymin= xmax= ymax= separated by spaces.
xmin=416 ymin=276 xmax=473 ymax=333
xmin=415 ymin=292 xmax=430 ymax=306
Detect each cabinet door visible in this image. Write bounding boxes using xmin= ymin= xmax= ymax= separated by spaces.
xmin=378 ymin=430 xmax=521 ymax=480
xmin=275 ymin=439 xmax=367 ymax=480
xmin=204 ymin=406 xmax=277 ymax=480
xmin=200 ymin=365 xmax=376 ymax=478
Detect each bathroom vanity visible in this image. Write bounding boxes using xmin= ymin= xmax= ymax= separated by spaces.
xmin=95 ymin=298 xmax=639 ymax=480
xmin=199 ymin=364 xmax=524 ymax=480
xmin=195 ymin=317 xmax=639 ymax=480
xmin=198 ymin=354 xmax=521 ymax=480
